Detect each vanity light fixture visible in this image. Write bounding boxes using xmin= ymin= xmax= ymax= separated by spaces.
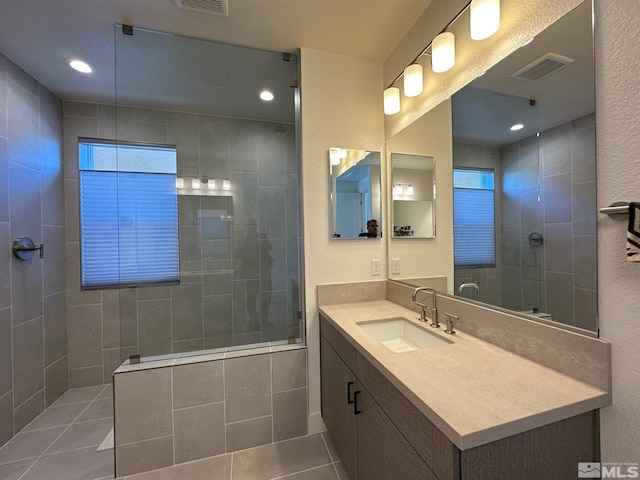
xmin=406 ymin=185 xmax=414 ymax=195
xmin=192 ymin=178 xmax=201 ymax=189
xmin=176 ymin=178 xmax=185 ymax=189
xmin=66 ymin=58 xmax=94 ymax=74
xmin=222 ymin=179 xmax=231 ymax=191
xmin=207 ymin=179 xmax=216 ymax=190
xmin=432 ymin=32 xmax=456 ymax=73
xmin=384 ymin=87 xmax=401 ymax=115
xmin=393 ymin=184 xmax=404 ymax=196
xmin=470 ymin=0 xmax=501 ymax=40
xmin=259 ymin=90 xmax=274 ymax=101
xmin=403 ymin=64 xmax=424 ymax=97
xmin=510 ymin=123 xmax=524 ymax=131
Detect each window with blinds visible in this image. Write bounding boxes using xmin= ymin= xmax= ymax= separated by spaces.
xmin=78 ymin=139 xmax=179 ymax=290
xmin=453 ymin=168 xmax=496 ymax=269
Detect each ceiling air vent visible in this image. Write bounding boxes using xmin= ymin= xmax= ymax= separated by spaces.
xmin=510 ymin=53 xmax=574 ymax=82
xmin=175 ymin=0 xmax=229 ymax=16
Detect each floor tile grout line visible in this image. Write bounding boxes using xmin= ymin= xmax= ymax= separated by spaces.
xmin=319 ymin=432 xmax=342 ymax=478
xmin=270 ymin=462 xmax=335 ymax=479
xmin=15 ymin=386 xmax=109 ymax=480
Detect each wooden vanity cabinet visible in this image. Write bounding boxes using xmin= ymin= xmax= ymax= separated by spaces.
xmin=320 ymin=315 xmax=599 ymax=480
xmin=321 ymin=336 xmax=437 ymax=480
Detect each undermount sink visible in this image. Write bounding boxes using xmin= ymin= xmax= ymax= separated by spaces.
xmin=357 ymin=317 xmax=453 ymax=353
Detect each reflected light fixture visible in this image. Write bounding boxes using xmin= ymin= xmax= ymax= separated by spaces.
xmin=329 ymin=148 xmax=341 ymax=165
xmin=222 ymin=179 xmax=231 ymax=191
xmin=207 ymin=179 xmax=216 ymax=190
xmin=67 ymin=58 xmax=93 ymax=74
xmin=192 ymin=178 xmax=201 ymax=189
xmin=383 ymin=87 xmax=401 ymax=115
xmin=393 ymin=184 xmax=404 ymax=196
xmin=432 ymin=32 xmax=456 ymax=73
xmin=510 ymin=123 xmax=524 ymax=131
xmin=406 ymin=185 xmax=414 ymax=195
xmin=403 ymin=64 xmax=423 ymax=97
xmin=470 ymin=0 xmax=501 ymax=41
xmin=259 ymin=90 xmax=274 ymax=101
xmin=176 ymin=178 xmax=185 ymax=189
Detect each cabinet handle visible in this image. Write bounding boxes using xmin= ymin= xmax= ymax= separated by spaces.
xmin=347 ymin=381 xmax=355 ymax=404
xmin=353 ymin=390 xmax=362 ymax=415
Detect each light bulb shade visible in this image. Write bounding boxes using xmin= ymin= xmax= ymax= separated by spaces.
xmin=470 ymin=0 xmax=500 ymax=41
xmin=192 ymin=178 xmax=201 ymax=189
xmin=403 ymin=64 xmax=423 ymax=97
xmin=406 ymin=185 xmax=414 ymax=195
xmin=393 ymin=184 xmax=403 ymax=196
xmin=222 ymin=179 xmax=231 ymax=191
xmin=383 ymin=87 xmax=401 ymax=115
xmin=432 ymin=32 xmax=456 ymax=73
xmin=207 ymin=179 xmax=216 ymax=190
xmin=176 ymin=178 xmax=184 ymax=189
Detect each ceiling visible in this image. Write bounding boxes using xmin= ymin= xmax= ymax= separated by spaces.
xmin=0 ymin=0 xmax=429 ymax=122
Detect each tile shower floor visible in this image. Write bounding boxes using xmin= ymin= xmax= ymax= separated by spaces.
xmin=0 ymin=385 xmax=348 ymax=480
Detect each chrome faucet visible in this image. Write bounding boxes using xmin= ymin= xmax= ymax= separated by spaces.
xmin=411 ymin=287 xmax=439 ymax=328
xmin=458 ymin=283 xmax=479 ymax=298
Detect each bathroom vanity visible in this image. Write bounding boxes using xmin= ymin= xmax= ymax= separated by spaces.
xmin=319 ymin=297 xmax=610 ymax=480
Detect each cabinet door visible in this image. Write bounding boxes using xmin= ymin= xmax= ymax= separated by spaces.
xmin=357 ymin=385 xmax=437 ymax=480
xmin=321 ymin=337 xmax=358 ymax=480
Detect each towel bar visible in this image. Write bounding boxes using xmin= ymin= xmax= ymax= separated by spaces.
xmin=599 ymin=203 xmax=630 ymax=216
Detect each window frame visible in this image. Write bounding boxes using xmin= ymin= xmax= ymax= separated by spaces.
xmin=453 ymin=167 xmax=496 ymax=269
xmin=78 ymin=137 xmax=180 ymax=290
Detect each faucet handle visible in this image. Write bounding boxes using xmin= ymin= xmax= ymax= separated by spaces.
xmin=443 ymin=312 xmax=458 ymax=335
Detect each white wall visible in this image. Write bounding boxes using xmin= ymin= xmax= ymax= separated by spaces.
xmin=596 ymin=0 xmax=640 ymax=461
xmin=300 ymin=48 xmax=385 ymax=431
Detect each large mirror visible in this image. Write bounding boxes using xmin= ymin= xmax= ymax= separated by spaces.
xmin=330 ymin=148 xmax=382 ymax=239
xmin=391 ymin=153 xmax=436 ymax=238
xmin=388 ymin=0 xmax=597 ymax=333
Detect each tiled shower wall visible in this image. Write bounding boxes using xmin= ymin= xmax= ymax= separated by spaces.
xmin=454 ymin=113 xmax=596 ymax=330
xmin=114 ymin=348 xmax=308 ymax=477
xmin=63 ymin=101 xmax=300 ymax=387
xmin=0 ymin=53 xmax=67 ymax=446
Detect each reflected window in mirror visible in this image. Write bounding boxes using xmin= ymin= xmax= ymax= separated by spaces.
xmin=330 ymin=149 xmax=382 ymax=239
xmin=391 ymin=153 xmax=436 ymax=239
xmin=453 ymin=168 xmax=496 ymax=268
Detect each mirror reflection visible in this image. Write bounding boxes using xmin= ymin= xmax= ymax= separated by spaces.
xmin=330 ymin=149 xmax=382 ymax=239
xmin=390 ymin=0 xmax=597 ymax=332
xmin=391 ymin=153 xmax=436 ymax=238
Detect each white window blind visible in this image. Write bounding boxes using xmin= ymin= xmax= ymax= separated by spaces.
xmin=453 ymin=169 xmax=495 ymax=268
xmin=79 ymin=140 xmax=179 ymax=289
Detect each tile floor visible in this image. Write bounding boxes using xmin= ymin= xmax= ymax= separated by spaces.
xmin=0 ymin=385 xmax=348 ymax=480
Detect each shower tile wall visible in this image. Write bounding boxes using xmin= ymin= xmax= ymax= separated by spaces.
xmin=114 ymin=348 xmax=308 ymax=477
xmin=0 ymin=53 xmax=67 ymax=447
xmin=540 ymin=113 xmax=597 ymax=330
xmin=63 ymin=101 xmax=300 ymax=387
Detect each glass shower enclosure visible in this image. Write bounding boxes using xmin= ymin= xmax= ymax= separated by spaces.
xmin=112 ymin=27 xmax=303 ymax=361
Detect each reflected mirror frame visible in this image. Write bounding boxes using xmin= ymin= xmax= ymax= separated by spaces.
xmin=329 ymin=148 xmax=383 ymax=240
xmin=390 ymin=152 xmax=436 ymax=239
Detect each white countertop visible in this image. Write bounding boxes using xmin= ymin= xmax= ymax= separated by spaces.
xmin=319 ymin=300 xmax=610 ymax=450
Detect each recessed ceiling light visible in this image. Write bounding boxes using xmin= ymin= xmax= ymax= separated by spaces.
xmin=67 ymin=59 xmax=93 ymax=74
xmin=259 ymin=90 xmax=274 ymax=102
xmin=510 ymin=123 xmax=524 ymax=131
